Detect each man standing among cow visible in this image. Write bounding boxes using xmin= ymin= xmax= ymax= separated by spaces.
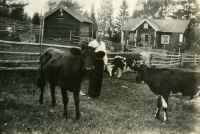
xmin=87 ymin=29 xmax=108 ymax=99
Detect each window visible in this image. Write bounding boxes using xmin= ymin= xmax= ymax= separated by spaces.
xmin=144 ymin=23 xmax=148 ymax=29
xmin=179 ymin=34 xmax=183 ymax=43
xmin=161 ymin=35 xmax=170 ymax=44
xmin=60 ymin=9 xmax=63 ymax=17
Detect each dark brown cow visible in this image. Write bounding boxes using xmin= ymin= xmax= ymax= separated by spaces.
xmin=135 ymin=64 xmax=200 ymax=122
xmin=37 ymin=47 xmax=105 ymax=120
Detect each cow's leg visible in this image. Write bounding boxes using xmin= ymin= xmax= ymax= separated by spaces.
xmin=154 ymin=95 xmax=161 ymax=119
xmin=61 ymin=86 xmax=69 ymax=120
xmin=116 ymin=68 xmax=122 ymax=79
xmin=37 ymin=75 xmax=46 ymax=104
xmin=74 ymin=89 xmax=81 ymax=120
xmin=50 ymin=84 xmax=56 ymax=106
xmin=112 ymin=66 xmax=116 ymax=78
xmin=107 ymin=65 xmax=113 ymax=79
xmin=161 ymin=95 xmax=169 ymax=122
xmin=39 ymin=86 xmax=45 ymax=104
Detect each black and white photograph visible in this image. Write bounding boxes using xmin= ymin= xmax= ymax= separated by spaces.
xmin=0 ymin=0 xmax=200 ymax=133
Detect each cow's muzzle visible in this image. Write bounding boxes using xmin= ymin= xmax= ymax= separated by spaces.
xmin=84 ymin=67 xmax=93 ymax=71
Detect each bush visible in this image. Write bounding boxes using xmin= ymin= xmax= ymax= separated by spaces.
xmin=111 ymin=31 xmax=121 ymax=43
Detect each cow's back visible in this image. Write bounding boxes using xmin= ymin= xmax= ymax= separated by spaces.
xmin=58 ymin=54 xmax=84 ymax=90
xmin=142 ymin=67 xmax=200 ymax=96
xmin=41 ymin=48 xmax=69 ymax=85
xmin=170 ymin=70 xmax=200 ymax=96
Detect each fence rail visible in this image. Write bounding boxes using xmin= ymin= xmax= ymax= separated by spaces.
xmin=0 ymin=40 xmax=81 ymax=70
xmin=0 ymin=60 xmax=39 ymax=64
xmin=0 ymin=40 xmax=199 ymax=70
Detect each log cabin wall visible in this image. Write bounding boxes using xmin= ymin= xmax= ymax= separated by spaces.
xmin=44 ymin=10 xmax=79 ymax=39
xmin=80 ymin=22 xmax=90 ymax=41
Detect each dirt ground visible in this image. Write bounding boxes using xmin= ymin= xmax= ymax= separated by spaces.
xmin=0 ymin=70 xmax=200 ymax=134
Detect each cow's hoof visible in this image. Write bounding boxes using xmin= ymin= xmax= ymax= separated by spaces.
xmin=162 ymin=120 xmax=168 ymax=123
xmin=39 ymin=100 xmax=43 ymax=105
xmin=52 ymin=103 xmax=56 ymax=107
xmin=63 ymin=112 xmax=68 ymax=119
xmin=153 ymin=116 xmax=160 ymax=119
xmin=76 ymin=113 xmax=81 ymax=120
xmin=65 ymin=117 xmax=68 ymax=120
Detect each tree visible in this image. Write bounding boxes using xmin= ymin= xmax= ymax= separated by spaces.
xmin=83 ymin=11 xmax=90 ymax=18
xmin=10 ymin=7 xmax=25 ymax=21
xmin=0 ymin=6 xmax=9 ymax=17
xmin=23 ymin=12 xmax=31 ymax=23
xmin=115 ymin=0 xmax=129 ymax=30
xmin=132 ymin=0 xmax=173 ymax=19
xmin=90 ymin=3 xmax=98 ymax=38
xmin=97 ymin=0 xmax=114 ymax=34
xmin=132 ymin=0 xmax=200 ymax=21
xmin=46 ymin=0 xmax=83 ymax=13
xmin=173 ymin=0 xmax=200 ymax=25
xmin=0 ymin=0 xmax=9 ymax=17
xmin=32 ymin=12 xmax=40 ymax=25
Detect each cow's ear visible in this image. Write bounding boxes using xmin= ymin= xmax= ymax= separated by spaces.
xmin=96 ymin=51 xmax=105 ymax=58
xmin=70 ymin=48 xmax=81 ymax=55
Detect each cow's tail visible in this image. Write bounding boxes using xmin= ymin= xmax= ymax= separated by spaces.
xmin=37 ymin=55 xmax=46 ymax=88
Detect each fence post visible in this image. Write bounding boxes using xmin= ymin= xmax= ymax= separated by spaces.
xmin=181 ymin=54 xmax=184 ymax=66
xmin=31 ymin=23 xmax=33 ymax=34
xmin=13 ymin=22 xmax=16 ymax=34
xmin=91 ymin=29 xmax=93 ymax=39
xmin=170 ymin=55 xmax=172 ymax=67
xmin=194 ymin=54 xmax=197 ymax=66
xmin=70 ymin=31 xmax=72 ymax=41
xmin=161 ymin=48 xmax=165 ymax=68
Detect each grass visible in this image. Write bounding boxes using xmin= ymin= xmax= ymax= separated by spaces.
xmin=0 ymin=71 xmax=200 ymax=134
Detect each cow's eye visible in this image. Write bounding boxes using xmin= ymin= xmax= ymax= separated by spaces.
xmin=81 ymin=55 xmax=86 ymax=58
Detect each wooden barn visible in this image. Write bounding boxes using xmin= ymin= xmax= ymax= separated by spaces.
xmin=121 ymin=19 xmax=190 ymax=51
xmin=43 ymin=5 xmax=93 ymax=42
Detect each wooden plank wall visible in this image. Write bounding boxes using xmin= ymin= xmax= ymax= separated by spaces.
xmin=44 ymin=10 xmax=79 ymax=38
xmin=79 ymin=22 xmax=90 ymax=42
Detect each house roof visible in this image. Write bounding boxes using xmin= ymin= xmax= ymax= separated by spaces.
xmin=44 ymin=5 xmax=93 ymax=24
xmin=121 ymin=18 xmax=190 ymax=33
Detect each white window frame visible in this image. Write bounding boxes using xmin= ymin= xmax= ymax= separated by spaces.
xmin=161 ymin=35 xmax=170 ymax=44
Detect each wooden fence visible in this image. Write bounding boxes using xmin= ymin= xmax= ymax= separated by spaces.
xmin=70 ymin=32 xmax=113 ymax=51
xmin=0 ymin=40 xmax=199 ymax=70
xmin=70 ymin=31 xmax=91 ymax=45
xmin=108 ymin=47 xmax=200 ymax=67
xmin=0 ymin=40 xmax=79 ymax=70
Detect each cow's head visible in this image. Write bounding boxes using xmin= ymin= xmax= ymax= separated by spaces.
xmin=131 ymin=55 xmax=143 ymax=68
xmin=70 ymin=47 xmax=96 ymax=71
xmin=112 ymin=55 xmax=126 ymax=71
xmin=134 ymin=64 xmax=148 ymax=82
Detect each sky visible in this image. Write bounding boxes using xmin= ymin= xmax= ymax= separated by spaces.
xmin=24 ymin=0 xmax=138 ymax=18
